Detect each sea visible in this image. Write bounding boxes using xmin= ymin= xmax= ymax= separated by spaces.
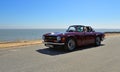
xmin=0 ymin=29 xmax=120 ymax=42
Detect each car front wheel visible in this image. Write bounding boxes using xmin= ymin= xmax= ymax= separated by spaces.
xmin=95 ymin=37 xmax=101 ymax=46
xmin=65 ymin=38 xmax=76 ymax=51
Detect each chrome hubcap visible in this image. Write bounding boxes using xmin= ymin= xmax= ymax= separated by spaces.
xmin=96 ymin=37 xmax=100 ymax=45
xmin=68 ymin=39 xmax=75 ymax=50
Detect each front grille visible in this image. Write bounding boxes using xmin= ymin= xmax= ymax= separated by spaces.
xmin=45 ymin=36 xmax=57 ymax=42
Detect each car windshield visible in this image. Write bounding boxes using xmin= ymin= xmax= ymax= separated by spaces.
xmin=66 ymin=26 xmax=84 ymax=32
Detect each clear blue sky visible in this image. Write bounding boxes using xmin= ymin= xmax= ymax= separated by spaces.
xmin=0 ymin=0 xmax=120 ymax=29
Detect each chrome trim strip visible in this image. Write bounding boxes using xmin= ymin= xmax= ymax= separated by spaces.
xmin=43 ymin=42 xmax=65 ymax=45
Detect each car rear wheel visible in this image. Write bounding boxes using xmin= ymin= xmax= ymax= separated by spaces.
xmin=65 ymin=38 xmax=76 ymax=51
xmin=95 ymin=37 xmax=101 ymax=46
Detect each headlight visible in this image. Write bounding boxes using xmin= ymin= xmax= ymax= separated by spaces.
xmin=57 ymin=36 xmax=61 ymax=41
xmin=42 ymin=35 xmax=45 ymax=40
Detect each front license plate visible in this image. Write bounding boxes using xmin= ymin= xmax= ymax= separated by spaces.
xmin=46 ymin=45 xmax=53 ymax=48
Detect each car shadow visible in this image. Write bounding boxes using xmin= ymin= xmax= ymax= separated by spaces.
xmin=36 ymin=44 xmax=105 ymax=56
xmin=36 ymin=47 xmax=69 ymax=56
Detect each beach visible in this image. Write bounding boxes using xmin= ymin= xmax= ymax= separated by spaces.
xmin=0 ymin=40 xmax=42 ymax=48
xmin=0 ymin=32 xmax=120 ymax=48
xmin=105 ymin=32 xmax=120 ymax=37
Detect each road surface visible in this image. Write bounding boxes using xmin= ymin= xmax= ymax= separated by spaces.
xmin=0 ymin=36 xmax=120 ymax=72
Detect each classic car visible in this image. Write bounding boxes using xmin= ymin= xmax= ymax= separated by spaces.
xmin=42 ymin=25 xmax=105 ymax=51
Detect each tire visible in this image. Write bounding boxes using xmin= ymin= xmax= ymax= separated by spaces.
xmin=65 ymin=38 xmax=76 ymax=51
xmin=95 ymin=37 xmax=101 ymax=46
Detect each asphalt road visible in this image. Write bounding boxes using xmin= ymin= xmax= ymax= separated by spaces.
xmin=0 ymin=36 xmax=120 ymax=72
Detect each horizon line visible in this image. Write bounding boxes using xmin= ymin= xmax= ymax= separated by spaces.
xmin=0 ymin=28 xmax=120 ymax=29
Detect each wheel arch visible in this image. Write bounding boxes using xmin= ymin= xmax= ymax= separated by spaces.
xmin=65 ymin=36 xmax=77 ymax=46
xmin=96 ymin=34 xmax=102 ymax=41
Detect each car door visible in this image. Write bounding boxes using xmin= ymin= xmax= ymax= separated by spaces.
xmin=84 ymin=32 xmax=95 ymax=44
xmin=76 ymin=26 xmax=86 ymax=46
xmin=84 ymin=27 xmax=95 ymax=44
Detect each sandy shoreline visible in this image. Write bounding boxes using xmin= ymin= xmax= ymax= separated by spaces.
xmin=105 ymin=32 xmax=120 ymax=37
xmin=0 ymin=33 xmax=120 ymax=48
xmin=0 ymin=40 xmax=43 ymax=48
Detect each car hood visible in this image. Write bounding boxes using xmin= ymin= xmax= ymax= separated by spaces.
xmin=44 ymin=32 xmax=65 ymax=36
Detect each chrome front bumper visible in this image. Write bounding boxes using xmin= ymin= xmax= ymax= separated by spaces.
xmin=43 ymin=42 xmax=65 ymax=45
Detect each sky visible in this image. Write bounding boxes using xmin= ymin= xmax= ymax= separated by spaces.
xmin=0 ymin=0 xmax=120 ymax=29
